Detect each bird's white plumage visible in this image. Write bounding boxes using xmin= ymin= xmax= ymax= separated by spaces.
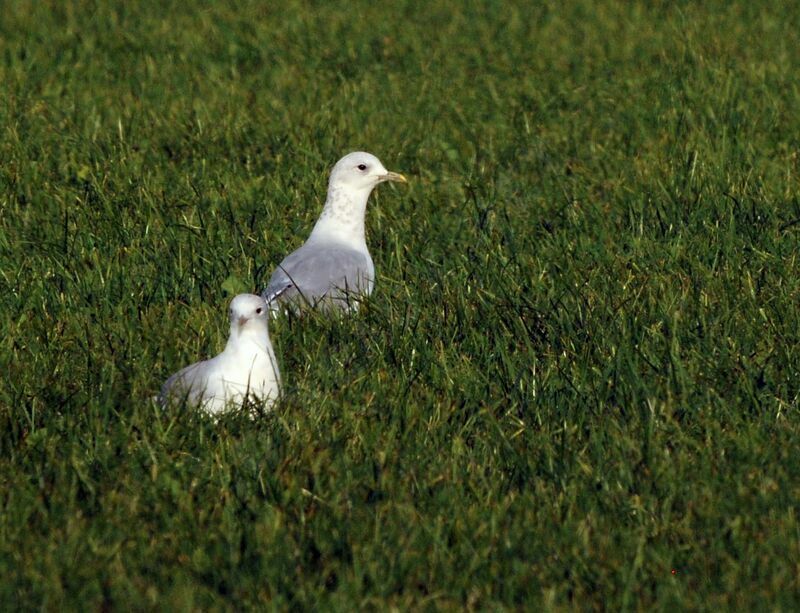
xmin=159 ymin=294 xmax=280 ymax=415
xmin=262 ymin=151 xmax=407 ymax=312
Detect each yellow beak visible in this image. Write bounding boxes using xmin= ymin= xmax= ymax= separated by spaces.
xmin=381 ymin=171 xmax=408 ymax=184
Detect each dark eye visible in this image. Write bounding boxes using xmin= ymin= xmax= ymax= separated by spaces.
xmin=357 ymin=164 xmax=367 ymax=171
xmin=256 ymin=307 xmax=263 ymax=315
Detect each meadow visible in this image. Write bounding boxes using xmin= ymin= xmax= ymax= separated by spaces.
xmin=1 ymin=0 xmax=799 ymax=609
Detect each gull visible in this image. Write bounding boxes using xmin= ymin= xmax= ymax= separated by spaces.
xmin=159 ymin=294 xmax=280 ymax=415
xmin=262 ymin=151 xmax=407 ymax=312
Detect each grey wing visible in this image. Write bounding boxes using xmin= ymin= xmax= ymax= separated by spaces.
xmin=262 ymin=246 xmax=372 ymax=309
xmin=159 ymin=361 xmax=207 ymax=407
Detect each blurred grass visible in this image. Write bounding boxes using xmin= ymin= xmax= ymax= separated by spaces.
xmin=1 ymin=0 xmax=799 ymax=609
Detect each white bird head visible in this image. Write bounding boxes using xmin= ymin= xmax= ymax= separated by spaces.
xmin=328 ymin=151 xmax=407 ymax=193
xmin=308 ymin=151 xmax=408 ymax=246
xmin=228 ymin=293 xmax=270 ymax=336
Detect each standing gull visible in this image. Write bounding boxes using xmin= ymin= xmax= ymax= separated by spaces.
xmin=262 ymin=151 xmax=407 ymax=312
xmin=159 ymin=294 xmax=281 ymax=415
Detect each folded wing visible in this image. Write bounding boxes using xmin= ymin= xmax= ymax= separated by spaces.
xmin=262 ymin=245 xmax=373 ymax=311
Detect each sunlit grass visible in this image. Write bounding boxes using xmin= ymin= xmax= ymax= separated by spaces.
xmin=1 ymin=0 xmax=799 ymax=608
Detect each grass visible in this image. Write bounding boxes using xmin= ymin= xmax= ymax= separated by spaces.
xmin=1 ymin=0 xmax=799 ymax=609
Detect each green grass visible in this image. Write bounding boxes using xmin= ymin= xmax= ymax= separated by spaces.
xmin=2 ymin=0 xmax=800 ymax=608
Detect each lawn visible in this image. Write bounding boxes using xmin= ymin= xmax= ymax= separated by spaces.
xmin=1 ymin=0 xmax=799 ymax=609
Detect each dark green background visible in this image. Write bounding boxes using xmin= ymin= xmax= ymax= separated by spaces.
xmin=1 ymin=1 xmax=798 ymax=608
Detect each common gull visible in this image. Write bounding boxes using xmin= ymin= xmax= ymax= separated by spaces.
xmin=262 ymin=151 xmax=407 ymax=312
xmin=159 ymin=293 xmax=280 ymax=414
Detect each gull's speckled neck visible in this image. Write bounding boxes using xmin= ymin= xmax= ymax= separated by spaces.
xmin=308 ymin=182 xmax=372 ymax=249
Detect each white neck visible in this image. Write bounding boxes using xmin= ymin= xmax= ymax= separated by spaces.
xmin=308 ymin=183 xmax=372 ymax=250
xmin=225 ymin=324 xmax=271 ymax=355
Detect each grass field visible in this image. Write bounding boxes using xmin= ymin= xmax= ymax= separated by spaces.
xmin=2 ymin=0 xmax=800 ymax=609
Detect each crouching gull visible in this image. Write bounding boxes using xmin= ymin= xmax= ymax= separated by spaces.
xmin=262 ymin=151 xmax=407 ymax=312
xmin=159 ymin=294 xmax=280 ymax=414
